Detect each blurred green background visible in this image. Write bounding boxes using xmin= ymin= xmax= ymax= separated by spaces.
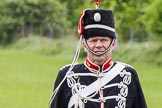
xmin=0 ymin=0 xmax=162 ymax=108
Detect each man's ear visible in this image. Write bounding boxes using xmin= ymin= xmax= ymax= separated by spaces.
xmin=111 ymin=39 xmax=117 ymax=51
xmin=82 ymin=41 xmax=88 ymax=53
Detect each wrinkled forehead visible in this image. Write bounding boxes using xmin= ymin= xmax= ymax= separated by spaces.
xmin=85 ymin=35 xmax=113 ymax=40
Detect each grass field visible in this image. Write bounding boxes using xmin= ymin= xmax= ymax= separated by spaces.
xmin=133 ymin=63 xmax=162 ymax=108
xmin=0 ymin=49 xmax=162 ymax=108
xmin=0 ymin=49 xmax=71 ymax=108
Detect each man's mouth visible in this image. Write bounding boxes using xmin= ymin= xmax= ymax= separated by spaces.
xmin=95 ymin=51 xmax=104 ymax=53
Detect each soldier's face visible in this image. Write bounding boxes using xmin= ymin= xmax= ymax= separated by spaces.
xmin=83 ymin=36 xmax=115 ymax=65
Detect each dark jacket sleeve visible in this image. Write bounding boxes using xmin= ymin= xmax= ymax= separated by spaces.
xmin=49 ymin=66 xmax=70 ymax=108
xmin=129 ymin=67 xmax=147 ymax=108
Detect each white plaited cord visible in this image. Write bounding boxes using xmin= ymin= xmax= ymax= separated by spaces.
xmin=49 ymin=36 xmax=83 ymax=108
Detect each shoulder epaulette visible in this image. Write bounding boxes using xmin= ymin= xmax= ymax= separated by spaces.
xmin=116 ymin=61 xmax=134 ymax=69
xmin=60 ymin=63 xmax=78 ymax=71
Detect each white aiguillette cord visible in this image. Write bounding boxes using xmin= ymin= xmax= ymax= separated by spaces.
xmin=68 ymin=63 xmax=125 ymax=108
xmin=49 ymin=36 xmax=83 ymax=108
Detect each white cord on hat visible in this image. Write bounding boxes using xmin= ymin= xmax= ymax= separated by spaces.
xmin=85 ymin=24 xmax=115 ymax=33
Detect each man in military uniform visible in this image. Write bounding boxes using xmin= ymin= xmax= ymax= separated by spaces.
xmin=49 ymin=1 xmax=147 ymax=108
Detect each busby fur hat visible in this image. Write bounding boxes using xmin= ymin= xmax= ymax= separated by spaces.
xmin=78 ymin=9 xmax=116 ymax=39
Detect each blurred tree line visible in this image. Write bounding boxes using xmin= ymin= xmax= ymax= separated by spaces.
xmin=0 ymin=0 xmax=70 ymax=44
xmin=0 ymin=0 xmax=161 ymax=44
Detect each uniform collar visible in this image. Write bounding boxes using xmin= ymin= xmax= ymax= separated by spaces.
xmin=84 ymin=57 xmax=113 ymax=72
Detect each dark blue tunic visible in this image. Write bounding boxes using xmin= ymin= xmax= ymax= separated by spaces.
xmin=49 ymin=62 xmax=147 ymax=108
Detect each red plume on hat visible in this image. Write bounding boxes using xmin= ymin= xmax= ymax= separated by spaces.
xmin=94 ymin=0 xmax=99 ymax=9
xmin=78 ymin=0 xmax=99 ymax=36
xmin=78 ymin=9 xmax=89 ymax=36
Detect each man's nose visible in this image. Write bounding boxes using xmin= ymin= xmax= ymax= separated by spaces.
xmin=95 ymin=40 xmax=103 ymax=47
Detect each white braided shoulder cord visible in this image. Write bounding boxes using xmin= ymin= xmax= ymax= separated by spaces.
xmin=49 ymin=36 xmax=83 ymax=108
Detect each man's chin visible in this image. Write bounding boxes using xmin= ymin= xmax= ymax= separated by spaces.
xmin=93 ymin=56 xmax=105 ymax=62
xmin=95 ymin=51 xmax=105 ymax=56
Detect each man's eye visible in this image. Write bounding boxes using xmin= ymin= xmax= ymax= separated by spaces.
xmin=90 ymin=40 xmax=97 ymax=43
xmin=101 ymin=39 xmax=108 ymax=42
